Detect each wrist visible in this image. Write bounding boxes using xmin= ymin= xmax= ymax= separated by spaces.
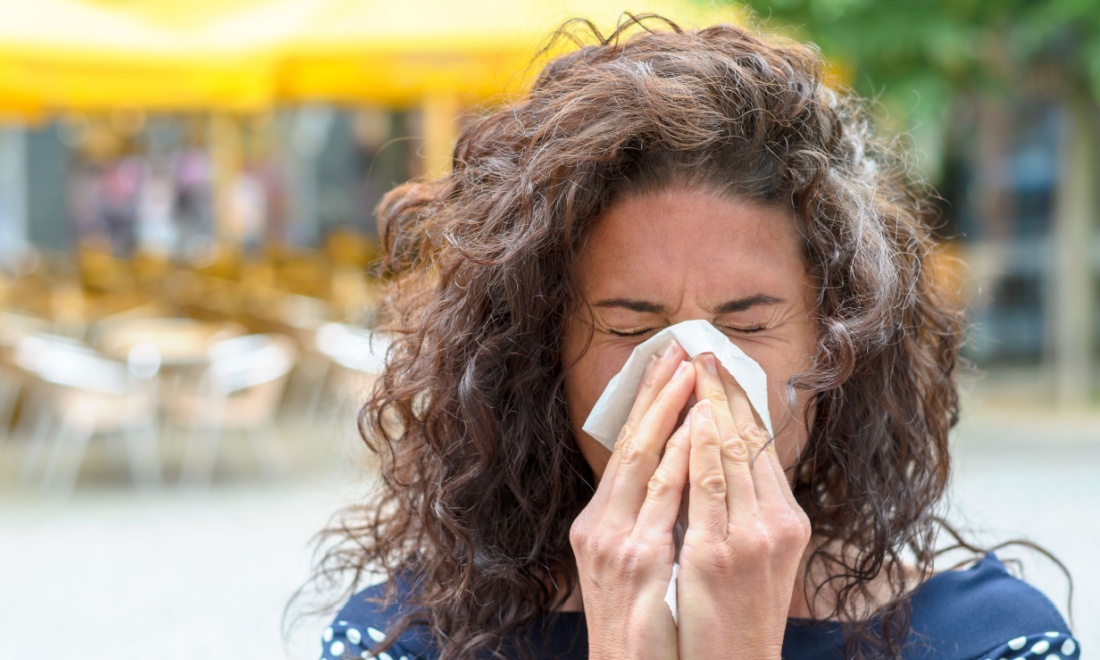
xmin=585 ymin=609 xmax=678 ymax=660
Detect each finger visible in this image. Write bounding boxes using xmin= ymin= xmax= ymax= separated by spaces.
xmin=715 ymin=365 xmax=767 ymax=441
xmin=687 ymin=399 xmax=728 ymax=541
xmin=746 ymin=427 xmax=785 ymax=504
xmin=716 ymin=368 xmax=786 ymax=506
xmin=601 ymin=360 xmax=696 ymax=523
xmin=760 ymin=435 xmax=801 ymax=512
xmin=621 ymin=340 xmax=691 ymax=433
xmin=718 ymin=426 xmax=758 ymax=522
xmin=693 ymin=353 xmax=740 ymax=449
xmin=695 ymin=354 xmax=760 ymax=517
xmin=633 ymin=417 xmax=691 ymax=541
xmin=596 ymin=344 xmax=689 ymax=493
xmin=749 ymin=433 xmax=794 ymax=510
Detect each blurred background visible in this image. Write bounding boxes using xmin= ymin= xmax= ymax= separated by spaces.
xmin=0 ymin=0 xmax=1095 ymax=658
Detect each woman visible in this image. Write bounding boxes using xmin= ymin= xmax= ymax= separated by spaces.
xmin=311 ymin=17 xmax=1079 ymax=660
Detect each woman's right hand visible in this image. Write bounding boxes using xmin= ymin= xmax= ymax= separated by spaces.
xmin=570 ymin=340 xmax=696 ymax=660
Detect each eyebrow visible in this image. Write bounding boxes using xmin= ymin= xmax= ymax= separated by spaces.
xmin=593 ymin=294 xmax=784 ymax=314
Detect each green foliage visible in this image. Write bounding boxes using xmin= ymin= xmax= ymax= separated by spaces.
xmin=739 ymin=0 xmax=1100 ymax=113
xmin=734 ymin=0 xmax=1100 ymax=178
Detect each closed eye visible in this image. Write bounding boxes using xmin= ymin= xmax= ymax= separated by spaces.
xmin=607 ymin=327 xmax=658 ymax=338
xmin=608 ymin=324 xmax=766 ymax=337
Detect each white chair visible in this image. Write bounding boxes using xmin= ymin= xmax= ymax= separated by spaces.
xmin=0 ymin=310 xmax=52 ymax=437
xmin=275 ymin=294 xmax=335 ymax=414
xmin=316 ymin=322 xmax=390 ymax=374
xmin=15 ymin=333 xmax=162 ymax=495
xmin=165 ymin=334 xmax=298 ymax=486
xmin=302 ymin=322 xmax=390 ymax=425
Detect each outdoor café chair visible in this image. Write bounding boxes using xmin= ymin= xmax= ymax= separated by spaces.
xmin=300 ymin=322 xmax=389 ymax=427
xmin=0 ymin=310 xmax=52 ymax=437
xmin=14 ymin=333 xmax=162 ymax=495
xmin=165 ymin=333 xmax=298 ymax=487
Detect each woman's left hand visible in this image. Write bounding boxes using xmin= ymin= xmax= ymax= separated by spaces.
xmin=676 ymin=353 xmax=812 ymax=660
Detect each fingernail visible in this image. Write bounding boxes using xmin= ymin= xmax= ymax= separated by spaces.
xmin=674 ymin=360 xmax=690 ymax=378
xmin=696 ymin=399 xmax=713 ymax=420
xmin=662 ymin=340 xmax=679 ymax=360
xmin=643 ymin=354 xmax=658 ymax=376
xmin=703 ymin=354 xmax=718 ymax=376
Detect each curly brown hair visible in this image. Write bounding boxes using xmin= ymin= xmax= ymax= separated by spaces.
xmin=304 ymin=15 xmax=967 ymax=659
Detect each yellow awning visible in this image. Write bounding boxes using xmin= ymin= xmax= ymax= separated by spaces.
xmin=272 ymin=0 xmax=740 ymax=106
xmin=0 ymin=0 xmax=739 ymax=113
xmin=0 ymin=0 xmax=283 ymax=113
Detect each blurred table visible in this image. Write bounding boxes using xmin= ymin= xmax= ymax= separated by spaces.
xmin=95 ymin=318 xmax=245 ymax=368
xmin=0 ymin=310 xmax=51 ymax=353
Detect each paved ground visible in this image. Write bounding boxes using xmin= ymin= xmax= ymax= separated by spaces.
xmin=948 ymin=409 xmax=1099 ymax=655
xmin=1 ymin=386 xmax=1096 ymax=659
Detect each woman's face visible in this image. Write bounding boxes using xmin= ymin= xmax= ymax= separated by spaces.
xmin=562 ymin=187 xmax=818 ymax=481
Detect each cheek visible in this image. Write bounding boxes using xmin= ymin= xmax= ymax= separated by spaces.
xmin=770 ymin=386 xmax=812 ymax=473
xmin=561 ymin=315 xmax=633 ymax=420
xmin=746 ymin=339 xmax=816 ymax=472
xmin=562 ymin=340 xmax=627 ymax=433
xmin=561 ymin=330 xmax=635 ymax=479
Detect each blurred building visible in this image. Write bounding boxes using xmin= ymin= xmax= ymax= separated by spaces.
xmin=0 ymin=108 xmax=413 ymax=259
xmin=941 ymin=92 xmax=1099 ymax=404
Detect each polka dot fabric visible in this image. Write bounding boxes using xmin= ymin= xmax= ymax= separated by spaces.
xmin=976 ymin=631 xmax=1080 ymax=660
xmin=322 ymin=553 xmax=1078 ymax=659
xmin=319 ymin=619 xmax=413 ymax=660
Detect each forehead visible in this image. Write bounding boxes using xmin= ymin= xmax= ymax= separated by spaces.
xmin=575 ymin=188 xmax=805 ymax=298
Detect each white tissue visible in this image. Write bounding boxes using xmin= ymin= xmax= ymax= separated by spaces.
xmin=580 ymin=319 xmax=775 ymax=625
xmin=581 ymin=319 xmax=773 ymax=450
xmin=664 ymin=562 xmax=680 ymax=623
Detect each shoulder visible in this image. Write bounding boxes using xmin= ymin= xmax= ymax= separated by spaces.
xmin=906 ymin=552 xmax=1080 ymax=659
xmin=320 ymin=578 xmax=436 ymax=660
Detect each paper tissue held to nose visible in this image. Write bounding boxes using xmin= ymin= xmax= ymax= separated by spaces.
xmin=581 ymin=319 xmax=774 ymax=449
xmin=580 ymin=319 xmax=775 ymax=625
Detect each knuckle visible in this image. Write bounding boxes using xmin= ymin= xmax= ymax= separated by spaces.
xmin=686 ymin=538 xmax=738 ymax=573
xmin=586 ymin=533 xmax=613 ymax=560
xmin=760 ymin=510 xmax=811 ymax=551
xmin=747 ymin=531 xmax=776 ymax=556
xmin=646 ymin=470 xmax=673 ymax=499
xmin=616 ymin=423 xmax=635 ymax=446
xmin=699 ymin=433 xmax=721 ymax=452
xmin=798 ymin=509 xmax=812 ymax=535
xmin=703 ymin=384 xmax=728 ymax=403
xmin=571 ymin=515 xmax=638 ymax=564
xmin=569 ymin=517 xmax=589 ymax=552
xmin=614 ymin=538 xmax=650 ymax=571
xmin=711 ymin=545 xmax=739 ymax=572
xmin=790 ymin=510 xmax=813 ymax=544
xmin=742 ymin=424 xmax=769 ymax=448
xmin=697 ymin=472 xmax=727 ymax=495
xmin=721 ymin=436 xmax=748 ymax=460
xmin=775 ymin=517 xmax=804 ymax=545
xmin=615 ymin=428 xmax=638 ymax=462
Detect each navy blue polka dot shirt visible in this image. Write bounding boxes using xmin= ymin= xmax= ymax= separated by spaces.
xmin=320 ymin=553 xmax=1079 ymax=659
